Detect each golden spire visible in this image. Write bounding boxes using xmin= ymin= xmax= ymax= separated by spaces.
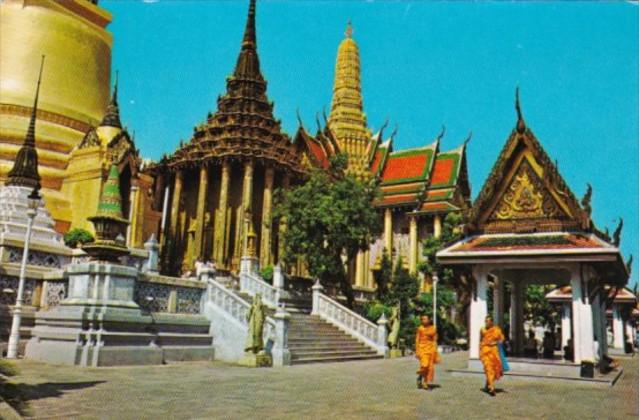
xmin=328 ymin=20 xmax=372 ymax=176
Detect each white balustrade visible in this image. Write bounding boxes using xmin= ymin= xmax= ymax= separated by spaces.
xmin=312 ymin=281 xmax=388 ymax=356
xmin=204 ymin=272 xmax=289 ymax=365
xmin=239 ymin=272 xmax=280 ymax=309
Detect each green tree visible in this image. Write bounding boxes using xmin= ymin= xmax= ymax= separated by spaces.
xmin=386 ymin=258 xmax=420 ymax=347
xmin=419 ymin=212 xmax=472 ymax=326
xmin=524 ymin=284 xmax=559 ymax=327
xmin=63 ymin=228 xmax=94 ymax=248
xmin=274 ymin=154 xmax=381 ymax=308
xmin=373 ymin=249 xmax=392 ymax=301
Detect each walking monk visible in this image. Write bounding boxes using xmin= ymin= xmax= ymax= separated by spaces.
xmin=415 ymin=314 xmax=440 ymax=390
xmin=480 ymin=315 xmax=505 ymax=396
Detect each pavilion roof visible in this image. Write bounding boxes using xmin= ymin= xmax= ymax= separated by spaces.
xmin=546 ymin=285 xmax=638 ymax=304
xmin=468 ymin=90 xmax=590 ymax=234
xmin=437 ymin=232 xmax=628 ymax=284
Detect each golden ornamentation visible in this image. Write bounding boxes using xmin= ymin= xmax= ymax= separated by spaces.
xmin=492 ymin=161 xmax=561 ymax=220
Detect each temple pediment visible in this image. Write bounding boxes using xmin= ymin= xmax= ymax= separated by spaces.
xmin=470 ymin=93 xmax=588 ymax=234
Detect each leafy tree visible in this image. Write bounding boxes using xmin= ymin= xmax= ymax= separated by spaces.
xmin=385 ymin=258 xmax=420 ymax=347
xmin=524 ymin=284 xmax=559 ymax=327
xmin=63 ymin=228 xmax=94 ymax=249
xmin=419 ymin=212 xmax=472 ymax=326
xmin=273 ymin=154 xmax=381 ymax=308
xmin=415 ymin=285 xmax=466 ymax=345
xmin=373 ymin=249 xmax=392 ymax=301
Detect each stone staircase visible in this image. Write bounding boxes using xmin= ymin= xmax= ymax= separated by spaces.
xmin=288 ymin=312 xmax=383 ymax=365
xmin=219 ymin=273 xmax=383 ymax=365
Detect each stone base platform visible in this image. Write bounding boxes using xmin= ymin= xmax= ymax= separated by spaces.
xmin=25 ymin=304 xmax=214 ymax=367
xmin=449 ymin=357 xmax=624 ymax=387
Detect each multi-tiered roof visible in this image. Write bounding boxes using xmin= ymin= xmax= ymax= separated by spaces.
xmin=163 ymin=0 xmax=301 ymax=174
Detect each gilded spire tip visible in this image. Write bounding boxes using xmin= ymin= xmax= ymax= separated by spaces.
xmin=345 ymin=19 xmax=353 ymax=38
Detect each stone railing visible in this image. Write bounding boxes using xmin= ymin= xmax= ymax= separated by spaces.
xmin=239 ymin=272 xmax=281 ymax=309
xmin=312 ymin=280 xmax=388 ymax=356
xmin=202 ymin=268 xmax=290 ymax=366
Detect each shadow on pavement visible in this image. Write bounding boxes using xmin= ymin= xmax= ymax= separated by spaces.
xmin=1 ymin=380 xmax=106 ymax=417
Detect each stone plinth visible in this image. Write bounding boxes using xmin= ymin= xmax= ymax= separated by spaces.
xmin=239 ymin=351 xmax=272 ymax=368
xmin=25 ymin=261 xmax=214 ymax=366
xmin=389 ymin=348 xmax=403 ymax=358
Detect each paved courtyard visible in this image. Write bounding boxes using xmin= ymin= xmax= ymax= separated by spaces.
xmin=4 ymin=351 xmax=638 ymax=419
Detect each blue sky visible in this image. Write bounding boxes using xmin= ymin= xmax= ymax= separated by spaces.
xmin=102 ymin=1 xmax=638 ymax=287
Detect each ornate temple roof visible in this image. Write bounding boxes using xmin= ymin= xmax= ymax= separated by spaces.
xmin=372 ymin=130 xmax=471 ymax=213
xmin=163 ymin=0 xmax=302 ymax=174
xmin=6 ymin=56 xmax=45 ymax=190
xmin=468 ymin=89 xmax=589 ymax=234
xmin=77 ymin=75 xmax=140 ymax=170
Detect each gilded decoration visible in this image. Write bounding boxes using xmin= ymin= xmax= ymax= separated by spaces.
xmin=490 ymin=160 xmax=561 ymax=221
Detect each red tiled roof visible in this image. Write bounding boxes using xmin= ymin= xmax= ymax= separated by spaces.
xmin=307 ymin=139 xmax=329 ymax=169
xmin=419 ymin=201 xmax=459 ymax=212
xmin=431 ymin=158 xmax=455 ymax=185
xmin=381 ymin=154 xmax=430 ymax=182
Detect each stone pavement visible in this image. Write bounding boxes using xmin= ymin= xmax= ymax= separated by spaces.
xmin=6 ymin=351 xmax=639 ymax=419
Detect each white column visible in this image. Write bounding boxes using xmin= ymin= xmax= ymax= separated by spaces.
xmin=469 ymin=266 xmax=488 ymax=359
xmin=493 ymin=276 xmax=504 ymax=327
xmin=571 ymin=266 xmax=594 ymax=364
xmin=626 ymin=322 xmax=635 ymax=348
xmin=612 ymin=304 xmax=624 ymax=349
xmin=510 ymin=280 xmax=524 ymax=355
xmin=561 ymin=303 xmax=572 ymax=348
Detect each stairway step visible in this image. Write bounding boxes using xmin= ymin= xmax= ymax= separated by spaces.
xmin=291 ymin=354 xmax=383 ymax=365
xmin=289 ymin=342 xmax=367 ymax=350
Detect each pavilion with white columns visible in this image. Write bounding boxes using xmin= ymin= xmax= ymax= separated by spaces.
xmin=437 ymin=91 xmax=630 ymax=372
xmin=547 ymin=286 xmax=637 ymax=353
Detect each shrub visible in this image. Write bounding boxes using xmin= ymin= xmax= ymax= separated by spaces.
xmin=63 ymin=228 xmax=94 ymax=248
xmin=259 ymin=265 xmax=274 ymax=282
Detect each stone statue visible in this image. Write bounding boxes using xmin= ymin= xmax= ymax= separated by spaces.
xmin=387 ymin=303 xmax=401 ymax=349
xmin=245 ymin=293 xmax=266 ymax=354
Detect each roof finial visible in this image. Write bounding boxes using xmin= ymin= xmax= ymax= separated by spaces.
xmin=436 ymin=125 xmax=446 ymax=142
xmin=242 ymin=0 xmax=257 ymax=49
xmin=515 ymin=86 xmax=525 ymax=133
xmin=463 ymin=131 xmax=473 ymax=146
xmin=390 ymin=123 xmax=399 ymax=140
xmin=345 ymin=19 xmax=353 ymax=38
xmin=296 ymin=108 xmax=304 ymax=128
xmin=7 ymin=55 xmax=45 ymax=189
xmin=100 ymin=71 xmax=122 ymax=128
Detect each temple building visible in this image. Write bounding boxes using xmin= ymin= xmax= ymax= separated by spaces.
xmin=152 ymin=0 xmax=305 ymax=276
xmin=294 ymin=23 xmax=471 ymax=290
xmin=0 ymin=0 xmax=156 ymax=247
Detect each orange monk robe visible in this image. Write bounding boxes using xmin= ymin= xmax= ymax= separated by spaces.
xmin=480 ymin=326 xmax=505 ymax=391
xmin=415 ymin=325 xmax=440 ymax=383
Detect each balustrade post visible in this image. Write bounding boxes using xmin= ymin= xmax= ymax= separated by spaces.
xmin=273 ymin=264 xmax=284 ymax=289
xmin=311 ymin=279 xmax=323 ymax=316
xmin=271 ymin=305 xmax=292 ymax=366
xmin=377 ymin=313 xmax=389 ymax=357
xmin=200 ymin=267 xmax=215 ymax=284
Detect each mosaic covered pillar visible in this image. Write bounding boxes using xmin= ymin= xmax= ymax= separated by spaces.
xmin=168 ymin=170 xmax=183 ymax=244
xmin=214 ymin=161 xmax=230 ymax=267
xmin=260 ymin=167 xmax=274 ymax=268
xmin=239 ymin=160 xmax=254 ymax=257
xmin=194 ymin=165 xmax=209 ymax=260
xmin=433 ymin=214 xmax=442 ymax=239
xmin=408 ymin=215 xmax=418 ymax=274
xmin=384 ymin=208 xmax=392 ymax=254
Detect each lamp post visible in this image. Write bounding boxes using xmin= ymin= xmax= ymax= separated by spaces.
xmin=7 ymin=187 xmax=41 ymax=359
xmin=432 ymin=273 xmax=439 ymax=328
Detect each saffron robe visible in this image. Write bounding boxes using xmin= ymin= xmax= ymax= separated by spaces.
xmin=480 ymin=326 xmax=505 ymax=390
xmin=415 ymin=325 xmax=440 ymax=383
